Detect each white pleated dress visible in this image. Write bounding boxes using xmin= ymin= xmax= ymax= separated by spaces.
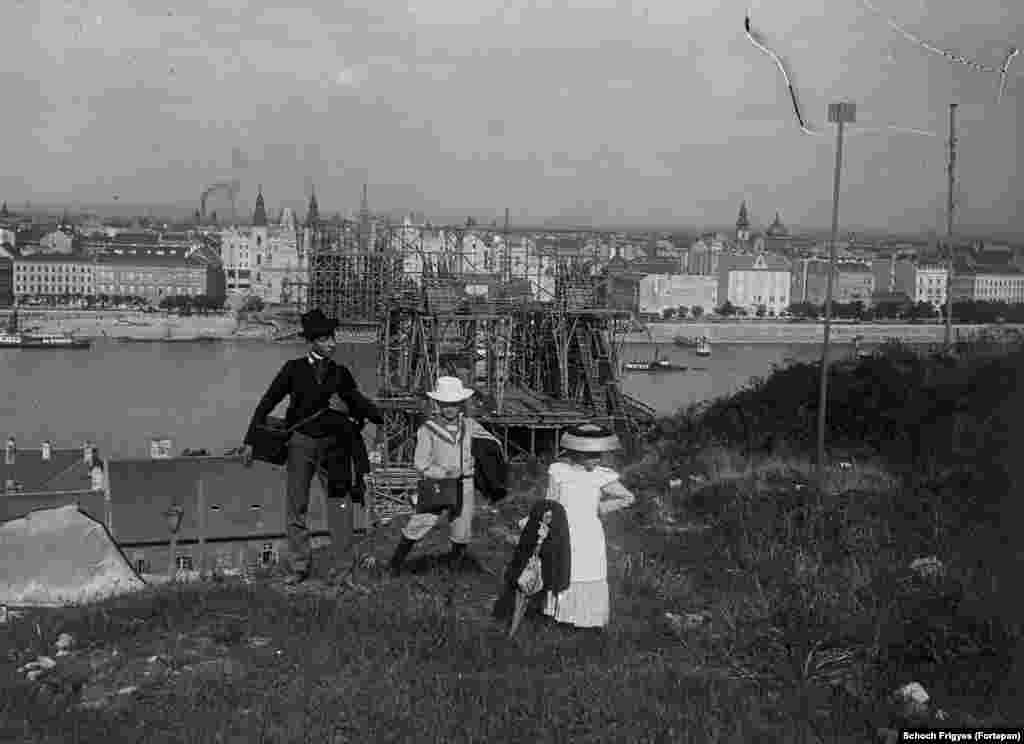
xmin=542 ymin=462 xmax=622 ymax=628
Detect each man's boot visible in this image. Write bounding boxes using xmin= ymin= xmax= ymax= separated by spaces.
xmin=389 ymin=537 xmax=415 ymax=577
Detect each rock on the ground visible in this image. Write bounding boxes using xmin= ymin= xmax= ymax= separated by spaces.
xmin=893 ymin=682 xmax=930 ymax=716
xmin=909 ymin=556 xmax=945 ymax=580
xmin=664 ymin=611 xmax=711 ymax=634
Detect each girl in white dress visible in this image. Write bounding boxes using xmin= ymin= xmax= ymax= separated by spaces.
xmin=542 ymin=423 xmax=635 ymax=630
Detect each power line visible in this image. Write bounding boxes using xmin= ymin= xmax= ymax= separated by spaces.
xmin=856 ymin=0 xmax=1019 ymax=103
xmin=744 ymin=12 xmax=939 ymax=137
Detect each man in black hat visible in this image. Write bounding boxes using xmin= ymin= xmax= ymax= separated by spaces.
xmin=241 ymin=308 xmax=381 ymax=585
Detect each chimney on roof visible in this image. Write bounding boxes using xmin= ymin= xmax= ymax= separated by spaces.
xmin=150 ymin=437 xmax=172 ymax=459
xmin=41 ymin=440 xmax=52 ymax=461
xmin=4 ymin=437 xmax=14 ymax=465
xmin=90 ymin=463 xmax=105 ymax=492
xmin=83 ymin=440 xmax=95 ymax=467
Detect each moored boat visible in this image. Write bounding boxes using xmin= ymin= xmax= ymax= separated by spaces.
xmin=0 ymin=331 xmax=92 ymax=349
xmin=0 ymin=311 xmax=91 ymax=349
xmin=623 ymin=358 xmax=687 ymax=373
xmin=695 ymin=336 xmax=712 ymax=357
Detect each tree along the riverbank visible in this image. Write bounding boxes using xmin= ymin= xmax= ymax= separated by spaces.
xmin=784 ymin=299 xmax=1024 ymax=324
xmin=158 ymin=294 xmax=226 ymax=315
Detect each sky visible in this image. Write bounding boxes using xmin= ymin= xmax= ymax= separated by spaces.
xmin=2 ymin=0 xmax=1021 ymax=234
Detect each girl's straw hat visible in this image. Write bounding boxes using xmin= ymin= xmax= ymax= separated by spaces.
xmin=426 ymin=376 xmax=475 ymax=403
xmin=560 ymin=423 xmax=621 ymax=453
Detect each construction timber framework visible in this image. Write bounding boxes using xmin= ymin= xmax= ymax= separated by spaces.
xmin=297 ymin=219 xmax=655 ymax=464
xmin=297 ymin=219 xmax=620 ymax=320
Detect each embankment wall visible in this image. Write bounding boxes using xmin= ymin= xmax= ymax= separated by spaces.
xmin=0 ymin=310 xmax=262 ymax=340
xmin=632 ymin=321 xmax=1024 ymax=345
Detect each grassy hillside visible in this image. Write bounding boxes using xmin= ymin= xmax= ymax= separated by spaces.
xmin=2 ymin=342 xmax=1021 ymax=742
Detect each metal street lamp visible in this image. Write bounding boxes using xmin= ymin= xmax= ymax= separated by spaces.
xmin=817 ymin=101 xmax=856 ymax=488
xmin=164 ymin=504 xmax=184 ymax=579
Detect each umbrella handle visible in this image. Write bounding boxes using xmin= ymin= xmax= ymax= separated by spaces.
xmin=508 ymin=591 xmax=528 ymax=638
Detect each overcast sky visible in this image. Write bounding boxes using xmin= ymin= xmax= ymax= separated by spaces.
xmin=2 ymin=0 xmax=1021 ymax=232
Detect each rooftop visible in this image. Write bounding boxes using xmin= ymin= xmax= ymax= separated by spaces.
xmin=726 ymin=253 xmax=791 ymax=271
xmin=105 ymin=456 xmax=297 ymax=545
xmin=1 ymin=444 xmax=103 ymax=496
xmin=0 ymin=490 xmax=107 ymax=526
xmin=95 ymin=253 xmax=204 ymax=268
xmin=956 ymin=266 xmax=1023 ymax=277
xmin=12 ymin=253 xmax=93 ymax=263
xmin=1 ymin=455 xmax=331 ymax=547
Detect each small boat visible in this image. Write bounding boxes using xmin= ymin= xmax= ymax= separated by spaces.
xmin=695 ymin=336 xmax=712 ymax=357
xmin=673 ymin=335 xmax=693 ymax=347
xmin=852 ymin=335 xmax=872 ymax=359
xmin=623 ymin=358 xmax=687 ymax=373
xmin=623 ymin=340 xmax=686 ymax=372
xmin=0 ymin=311 xmax=91 ymax=349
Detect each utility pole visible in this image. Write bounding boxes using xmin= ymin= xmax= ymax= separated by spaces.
xmin=943 ymin=103 xmax=958 ymax=350
xmin=817 ymin=101 xmax=856 ymax=487
xmin=503 ymin=207 xmax=511 ymax=282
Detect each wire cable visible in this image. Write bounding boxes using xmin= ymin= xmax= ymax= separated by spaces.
xmin=856 ymin=0 xmax=1019 ymax=103
xmin=744 ymin=11 xmax=939 ymax=137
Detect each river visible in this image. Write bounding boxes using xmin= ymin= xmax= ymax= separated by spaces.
xmin=3 ymin=338 xmax=869 ymax=459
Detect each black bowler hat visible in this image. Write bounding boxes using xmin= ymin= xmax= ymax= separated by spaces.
xmin=300 ymin=308 xmax=339 ymax=341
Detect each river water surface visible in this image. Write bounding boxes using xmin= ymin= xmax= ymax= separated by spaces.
xmin=3 ymin=339 xmax=864 ymax=458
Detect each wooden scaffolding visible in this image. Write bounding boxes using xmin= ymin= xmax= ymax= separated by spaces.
xmin=375 ymin=294 xmax=654 ymax=466
xmin=297 ymin=220 xmax=656 ymax=463
xmin=301 ymin=221 xmax=405 ymax=322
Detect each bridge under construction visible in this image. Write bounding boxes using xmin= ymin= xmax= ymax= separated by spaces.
xmin=292 ymin=220 xmax=654 ymax=464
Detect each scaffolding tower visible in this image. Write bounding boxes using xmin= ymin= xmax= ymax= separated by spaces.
xmin=375 ymin=290 xmax=653 ymax=465
xmin=304 ymin=221 xmax=407 ymax=322
xmin=296 ymin=219 xmax=655 ymax=462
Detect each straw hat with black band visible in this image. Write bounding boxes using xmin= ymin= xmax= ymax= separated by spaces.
xmin=559 ymin=423 xmax=621 ymax=453
xmin=426 ymin=376 xmax=475 ymax=404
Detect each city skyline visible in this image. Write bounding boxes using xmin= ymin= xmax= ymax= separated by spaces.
xmin=5 ymin=199 xmax=1022 ymax=244
xmin=2 ymin=1 xmax=1021 ymax=234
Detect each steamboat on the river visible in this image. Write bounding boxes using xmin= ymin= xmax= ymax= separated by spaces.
xmin=0 ymin=311 xmax=92 ymax=350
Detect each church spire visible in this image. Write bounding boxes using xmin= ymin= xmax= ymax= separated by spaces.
xmin=358 ymin=183 xmax=371 ymax=252
xmin=252 ymin=185 xmax=267 ymax=227
xmin=767 ymin=211 xmax=788 ymax=237
xmin=306 ymin=185 xmax=319 ymax=227
xmin=736 ymin=200 xmax=751 ymax=243
xmin=736 ymin=200 xmax=750 ymax=230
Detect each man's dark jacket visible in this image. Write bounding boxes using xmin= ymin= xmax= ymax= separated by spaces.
xmin=492 ymin=499 xmax=571 ymax=622
xmin=244 ymin=357 xmax=384 ymax=501
xmin=472 ymin=437 xmax=508 ymax=503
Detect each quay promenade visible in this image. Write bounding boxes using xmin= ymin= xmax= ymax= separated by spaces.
xmin=4 ymin=309 xmax=1022 ymax=345
xmin=0 ymin=309 xmax=271 ymax=341
xmin=634 ymin=321 xmax=1024 ymax=345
